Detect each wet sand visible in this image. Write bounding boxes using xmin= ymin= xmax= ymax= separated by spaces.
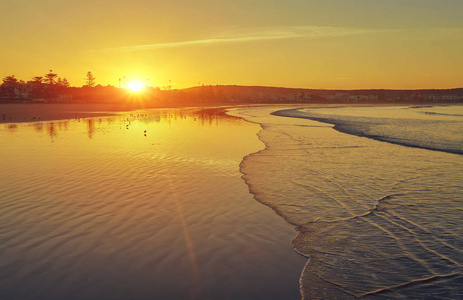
xmin=0 ymin=107 xmax=306 ymax=299
xmin=0 ymin=103 xmax=149 ymax=123
xmin=0 ymin=103 xmax=306 ymax=124
xmin=229 ymin=105 xmax=463 ymax=299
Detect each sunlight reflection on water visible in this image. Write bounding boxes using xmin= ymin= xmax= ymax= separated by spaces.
xmin=0 ymin=108 xmax=306 ymax=300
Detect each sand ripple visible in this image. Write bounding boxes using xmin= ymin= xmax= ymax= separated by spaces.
xmin=0 ymin=109 xmax=306 ymax=299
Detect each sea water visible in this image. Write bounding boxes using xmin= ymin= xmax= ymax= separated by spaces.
xmin=231 ymin=105 xmax=463 ymax=299
xmin=0 ymin=108 xmax=305 ymax=300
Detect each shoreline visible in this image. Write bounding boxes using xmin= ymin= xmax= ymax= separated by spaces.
xmin=228 ymin=105 xmax=463 ymax=299
xmin=0 ymin=103 xmax=295 ymax=124
xmin=2 ymin=102 xmax=459 ymax=125
xmin=1 ymin=105 xmax=308 ymax=299
xmin=272 ymin=106 xmax=463 ymax=156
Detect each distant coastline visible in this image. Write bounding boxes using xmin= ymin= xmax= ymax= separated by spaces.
xmin=1 ymin=82 xmax=463 ymax=107
xmin=1 ymin=100 xmax=462 ymax=125
xmin=2 ymin=79 xmax=463 ymax=124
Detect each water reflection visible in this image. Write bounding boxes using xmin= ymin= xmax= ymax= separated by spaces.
xmin=2 ymin=108 xmax=241 ymax=142
xmin=33 ymin=122 xmax=44 ymax=132
xmin=58 ymin=120 xmax=69 ymax=131
xmin=0 ymin=106 xmax=305 ymax=300
xmin=47 ymin=122 xmax=56 ymax=142
xmin=6 ymin=124 xmax=17 ymax=133
xmin=87 ymin=119 xmax=94 ymax=139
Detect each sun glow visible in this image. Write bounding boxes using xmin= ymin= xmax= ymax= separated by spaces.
xmin=126 ymin=81 xmax=145 ymax=92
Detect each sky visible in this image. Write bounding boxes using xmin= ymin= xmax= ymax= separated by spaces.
xmin=1 ymin=0 xmax=462 ymax=89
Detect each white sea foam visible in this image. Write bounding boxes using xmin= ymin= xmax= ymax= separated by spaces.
xmin=231 ymin=105 xmax=463 ymax=299
xmin=274 ymin=105 xmax=463 ymax=155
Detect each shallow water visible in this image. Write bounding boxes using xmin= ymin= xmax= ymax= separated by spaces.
xmin=0 ymin=108 xmax=305 ymax=300
xmin=276 ymin=105 xmax=463 ymax=155
xmin=231 ymin=105 xmax=463 ymax=299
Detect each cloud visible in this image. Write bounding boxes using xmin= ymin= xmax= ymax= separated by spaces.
xmin=94 ymin=26 xmax=375 ymax=52
xmin=411 ymin=27 xmax=463 ymax=40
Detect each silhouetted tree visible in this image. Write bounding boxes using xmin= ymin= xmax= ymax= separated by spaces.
xmin=1 ymin=75 xmax=19 ymax=98
xmin=54 ymin=77 xmax=71 ymax=100
xmin=16 ymin=80 xmax=28 ymax=97
xmin=85 ymin=71 xmax=96 ymax=87
xmin=29 ymin=76 xmax=46 ymax=99
xmin=3 ymin=75 xmax=18 ymax=84
xmin=62 ymin=78 xmax=70 ymax=88
xmin=2 ymin=75 xmax=18 ymax=85
xmin=55 ymin=77 xmax=70 ymax=88
xmin=42 ymin=70 xmax=59 ymax=99
xmin=32 ymin=76 xmax=43 ymax=83
xmin=44 ymin=70 xmax=58 ymax=85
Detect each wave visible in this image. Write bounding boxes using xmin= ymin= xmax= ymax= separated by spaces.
xmin=272 ymin=108 xmax=463 ymax=155
xmin=232 ymin=106 xmax=463 ymax=299
xmin=361 ymin=273 xmax=461 ymax=298
xmin=419 ymin=111 xmax=463 ymax=117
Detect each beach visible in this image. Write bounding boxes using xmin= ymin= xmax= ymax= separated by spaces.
xmin=0 ymin=103 xmax=302 ymax=124
xmin=0 ymin=105 xmax=306 ymax=299
xmin=2 ymin=103 xmax=462 ymax=299
xmin=0 ymin=103 xmax=132 ymax=123
xmin=230 ymin=105 xmax=463 ymax=299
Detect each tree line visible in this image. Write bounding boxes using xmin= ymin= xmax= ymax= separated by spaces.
xmin=0 ymin=71 xmax=96 ymax=100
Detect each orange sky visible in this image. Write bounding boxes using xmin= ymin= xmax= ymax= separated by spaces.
xmin=1 ymin=0 xmax=462 ymax=89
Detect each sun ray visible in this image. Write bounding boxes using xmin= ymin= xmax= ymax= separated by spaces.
xmin=126 ymin=81 xmax=145 ymax=92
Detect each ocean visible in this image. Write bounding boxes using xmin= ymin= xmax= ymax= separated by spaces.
xmin=0 ymin=108 xmax=305 ymax=300
xmin=231 ymin=105 xmax=463 ymax=299
xmin=2 ymin=104 xmax=462 ymax=299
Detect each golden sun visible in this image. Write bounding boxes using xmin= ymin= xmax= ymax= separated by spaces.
xmin=126 ymin=81 xmax=145 ymax=92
